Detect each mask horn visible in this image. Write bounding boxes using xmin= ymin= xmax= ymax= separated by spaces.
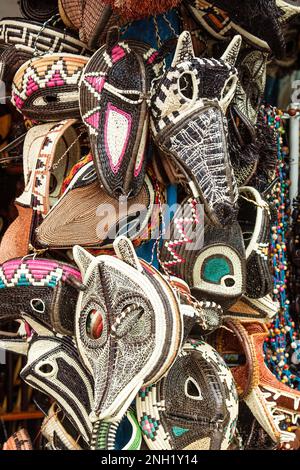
xmin=171 ymin=30 xmax=195 ymax=67
xmin=221 ymin=35 xmax=242 ymax=67
xmin=0 ymin=337 xmax=29 ymax=355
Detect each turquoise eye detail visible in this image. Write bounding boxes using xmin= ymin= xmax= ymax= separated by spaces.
xmin=202 ymin=257 xmax=231 ymax=284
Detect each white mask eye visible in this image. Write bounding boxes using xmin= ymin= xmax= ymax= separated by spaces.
xmin=178 ymin=71 xmax=198 ymax=103
xmin=184 ymin=377 xmax=203 ymax=400
xmin=30 ymin=298 xmax=45 ymax=313
xmin=220 ymin=75 xmax=238 ymax=113
xmin=36 ymin=361 xmax=57 ymax=377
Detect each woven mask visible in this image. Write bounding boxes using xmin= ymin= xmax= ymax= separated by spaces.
xmin=184 ymin=0 xmax=285 ymax=58
xmin=0 ymin=18 xmax=90 ymax=56
xmin=233 ymin=47 xmax=268 ymax=126
xmin=17 ymin=120 xmax=80 ymax=248
xmin=151 ymin=31 xmax=241 ymax=227
xmin=137 ymin=339 xmax=239 ymax=450
xmin=103 ymin=0 xmax=181 ymax=20
xmin=35 ymin=157 xmax=160 ymax=249
xmin=73 ymin=236 xmax=183 ymax=421
xmin=160 ymin=198 xmax=246 ymax=309
xmin=80 ymin=29 xmax=163 ymax=198
xmin=0 ymin=43 xmax=31 ymax=92
xmin=0 ymin=257 xmax=81 ymax=336
xmin=238 ymin=186 xmax=272 ymax=299
xmin=16 ymin=325 xmax=94 ymax=445
xmin=211 ymin=321 xmax=300 ymax=445
xmin=12 ymin=54 xmax=89 ymax=122
xmin=2 ymin=429 xmax=33 ymax=450
xmin=90 ymin=409 xmax=142 ymax=450
xmin=42 ymin=402 xmax=89 ymax=450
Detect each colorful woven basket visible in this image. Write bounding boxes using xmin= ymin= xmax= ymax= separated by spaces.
xmin=12 ymin=54 xmax=89 ymax=121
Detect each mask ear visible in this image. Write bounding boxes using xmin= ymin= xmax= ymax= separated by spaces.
xmin=171 ymin=31 xmax=195 ymax=67
xmin=113 ymin=236 xmax=143 ymax=272
xmin=221 ymin=35 xmax=242 ymax=67
xmin=73 ymin=245 xmax=95 ymax=277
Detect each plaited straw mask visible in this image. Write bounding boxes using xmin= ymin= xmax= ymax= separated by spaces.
xmin=151 ymin=31 xmax=241 ymax=227
xmin=137 ymin=340 xmax=239 ymax=450
xmin=73 ymin=236 xmax=182 ymax=422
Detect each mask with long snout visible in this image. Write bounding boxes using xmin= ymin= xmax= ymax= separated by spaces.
xmin=151 ymin=31 xmax=242 ymax=227
xmin=73 ymin=236 xmax=183 ymax=422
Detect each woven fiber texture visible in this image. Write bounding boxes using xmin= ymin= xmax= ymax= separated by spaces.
xmin=12 ymin=54 xmax=89 ymax=122
xmin=80 ymin=32 xmax=163 ymax=198
xmin=0 ymin=18 xmax=91 ymax=56
xmin=184 ymin=0 xmax=285 ymax=58
xmin=3 ymin=429 xmax=33 ymax=450
xmin=20 ymin=0 xmax=59 ymax=23
xmin=151 ymin=31 xmax=240 ymax=227
xmin=137 ymin=339 xmax=238 ymax=450
xmin=160 ymin=197 xmax=246 ymax=310
xmin=36 ymin=159 xmax=156 ymax=249
xmin=0 ymin=205 xmax=33 ymax=264
xmin=0 ymin=257 xmax=81 ymax=336
xmin=103 ymin=0 xmax=181 ymax=20
xmin=73 ymin=237 xmax=182 ymax=422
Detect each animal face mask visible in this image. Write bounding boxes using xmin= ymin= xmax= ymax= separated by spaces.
xmin=160 ymin=198 xmax=246 ymax=309
xmin=151 ymin=31 xmax=241 ymax=226
xmin=137 ymin=340 xmax=239 ymax=450
xmin=80 ymin=29 xmax=163 ymax=198
xmin=0 ymin=257 xmax=81 ymax=335
xmin=74 ymin=236 xmax=182 ymax=422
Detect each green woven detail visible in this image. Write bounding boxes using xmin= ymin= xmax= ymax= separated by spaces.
xmin=172 ymin=426 xmax=189 ymax=437
xmin=203 ymin=257 xmax=231 ymax=284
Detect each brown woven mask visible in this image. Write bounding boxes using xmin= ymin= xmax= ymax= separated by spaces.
xmin=20 ymin=0 xmax=59 ymax=23
xmin=160 ymin=198 xmax=246 ymax=309
xmin=211 ymin=320 xmax=300 ymax=445
xmin=73 ymin=236 xmax=182 ymax=422
xmin=3 ymin=429 xmax=33 ymax=450
xmin=36 ymin=157 xmax=158 ymax=249
xmin=137 ymin=340 xmax=238 ymax=450
xmin=80 ymin=28 xmax=163 ymax=198
xmin=151 ymin=31 xmax=241 ymax=226
xmin=12 ymin=53 xmax=89 ymax=122
xmin=103 ymin=0 xmax=181 ymax=20
xmin=0 ymin=205 xmax=33 ymax=264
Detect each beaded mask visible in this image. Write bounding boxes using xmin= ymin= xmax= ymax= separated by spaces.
xmin=11 ymin=53 xmax=89 ymax=122
xmin=35 ymin=156 xmax=160 ymax=250
xmin=137 ymin=340 xmax=239 ymax=450
xmin=0 ymin=257 xmax=81 ymax=336
xmin=159 ymin=198 xmax=246 ymax=309
xmin=238 ymin=186 xmax=272 ymax=299
xmin=151 ymin=31 xmax=241 ymax=227
xmin=73 ymin=236 xmax=183 ymax=422
xmin=79 ymin=28 xmax=163 ymax=199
